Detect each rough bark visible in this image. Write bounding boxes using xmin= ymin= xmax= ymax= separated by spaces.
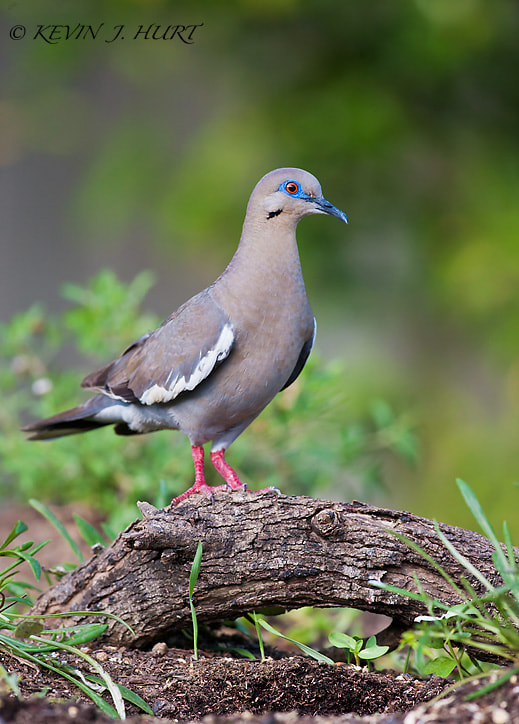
xmin=33 ymin=491 xmax=514 ymax=648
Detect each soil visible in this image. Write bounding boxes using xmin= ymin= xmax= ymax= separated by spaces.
xmin=1 ymin=643 xmax=447 ymax=723
xmin=2 ymin=643 xmax=519 ymax=724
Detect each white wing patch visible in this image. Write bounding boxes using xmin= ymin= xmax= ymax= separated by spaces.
xmin=139 ymin=323 xmax=234 ymax=405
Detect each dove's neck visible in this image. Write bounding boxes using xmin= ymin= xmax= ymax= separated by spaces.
xmin=212 ymin=213 xmax=307 ymax=311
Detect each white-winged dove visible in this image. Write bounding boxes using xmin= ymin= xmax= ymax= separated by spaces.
xmin=23 ymin=168 xmax=348 ymax=504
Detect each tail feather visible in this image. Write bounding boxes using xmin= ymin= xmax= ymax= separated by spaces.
xmin=22 ymin=395 xmax=113 ymax=441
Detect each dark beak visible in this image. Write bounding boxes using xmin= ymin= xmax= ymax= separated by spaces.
xmin=311 ymin=196 xmax=349 ymax=224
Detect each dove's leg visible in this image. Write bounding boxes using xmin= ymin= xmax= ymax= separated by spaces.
xmin=171 ymin=445 xmax=226 ymax=505
xmin=210 ymin=449 xmax=278 ymax=495
xmin=210 ymin=448 xmax=247 ymax=491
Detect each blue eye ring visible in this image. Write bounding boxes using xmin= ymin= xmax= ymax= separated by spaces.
xmin=278 ymin=179 xmax=312 ymax=199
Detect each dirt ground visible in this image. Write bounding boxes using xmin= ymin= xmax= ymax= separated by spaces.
xmin=2 ymin=644 xmax=519 ymax=724
xmin=0 ymin=644 xmax=447 ymax=723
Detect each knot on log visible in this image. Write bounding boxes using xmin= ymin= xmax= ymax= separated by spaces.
xmin=121 ymin=514 xmax=198 ymax=560
xmin=311 ymin=508 xmax=343 ymax=538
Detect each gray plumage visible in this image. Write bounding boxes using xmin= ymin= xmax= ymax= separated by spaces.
xmin=23 ymin=168 xmax=348 ymax=503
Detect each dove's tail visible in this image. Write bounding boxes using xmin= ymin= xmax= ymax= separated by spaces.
xmin=21 ymin=395 xmax=116 ymax=440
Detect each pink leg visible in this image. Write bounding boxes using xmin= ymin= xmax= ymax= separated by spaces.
xmin=211 ymin=448 xmax=280 ymax=495
xmin=210 ymin=449 xmax=247 ymax=491
xmin=171 ymin=445 xmax=226 ymax=505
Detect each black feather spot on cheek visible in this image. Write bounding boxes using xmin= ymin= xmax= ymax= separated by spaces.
xmin=267 ymin=209 xmax=282 ymax=219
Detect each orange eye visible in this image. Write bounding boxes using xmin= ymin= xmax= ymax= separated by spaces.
xmin=286 ymin=182 xmax=299 ymax=194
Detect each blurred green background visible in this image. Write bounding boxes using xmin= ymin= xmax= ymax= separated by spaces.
xmin=1 ymin=0 xmax=519 ymax=533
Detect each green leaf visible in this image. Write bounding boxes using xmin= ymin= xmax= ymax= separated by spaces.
xmin=29 ymin=499 xmax=84 ymax=563
xmin=101 ymin=522 xmax=117 ymax=542
xmin=456 ymin=479 xmax=508 ymax=573
xmin=188 ymin=542 xmax=203 ymax=661
xmin=31 ymin=635 xmax=125 ymax=719
xmin=251 ymin=611 xmax=266 ymax=661
xmin=434 ymin=521 xmax=493 ymax=592
xmin=423 ymin=656 xmax=457 ymax=677
xmin=0 ymin=521 xmax=28 ymax=550
xmin=359 ymin=644 xmax=389 ymax=660
xmin=464 ymin=665 xmax=519 ymax=700
xmin=232 ymin=648 xmax=256 ymax=659
xmin=502 ymin=521 xmax=515 ymax=567
xmin=14 ymin=621 xmax=43 ymax=639
xmin=259 ymin=619 xmax=334 ymax=664
xmin=393 ymin=432 xmax=419 ymax=463
xmin=17 ymin=541 xmax=34 ymax=552
xmin=73 ymin=514 xmax=108 ymax=548
xmin=370 ymin=399 xmax=394 ymax=428
xmin=86 ymin=676 xmax=153 ymax=715
xmin=328 ymin=632 xmax=357 ymax=651
xmin=17 ymin=551 xmax=42 ymax=581
xmin=59 ymin=624 xmax=108 ymax=647
xmin=10 ymin=645 xmax=119 ymax=718
xmin=189 ymin=541 xmax=203 ymax=598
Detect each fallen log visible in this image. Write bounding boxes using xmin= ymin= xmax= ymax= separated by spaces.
xmin=33 ymin=491 xmax=514 ymax=648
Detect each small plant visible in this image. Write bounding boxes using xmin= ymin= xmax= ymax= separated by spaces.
xmin=0 ymin=519 xmax=152 ymax=719
xmin=328 ymin=632 xmax=389 ymax=667
xmin=251 ymin=611 xmax=266 ymax=661
xmin=237 ymin=609 xmax=390 ymax=667
xmin=189 ymin=541 xmax=203 ymax=660
xmin=255 ymin=617 xmax=334 ymax=664
xmin=371 ymin=479 xmax=519 ymax=684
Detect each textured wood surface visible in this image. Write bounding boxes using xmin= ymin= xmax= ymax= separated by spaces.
xmin=33 ymin=491 xmax=511 ymax=647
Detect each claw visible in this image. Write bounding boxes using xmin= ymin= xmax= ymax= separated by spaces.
xmin=169 ymin=444 xmax=278 ymax=507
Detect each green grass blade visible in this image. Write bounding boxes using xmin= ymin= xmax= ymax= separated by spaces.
xmin=389 ymin=531 xmax=468 ymax=601
xmin=232 ymin=648 xmax=256 ymax=659
xmin=12 ymin=610 xmax=135 ymax=635
xmin=189 ymin=597 xmax=199 ymax=661
xmin=251 ymin=612 xmax=266 ymax=661
xmin=369 ymin=579 xmax=432 ymax=604
xmin=464 ymin=666 xmax=519 ymax=700
xmin=258 ymin=619 xmax=334 ymax=664
xmin=456 ymin=479 xmax=508 ymax=574
xmin=502 ymin=521 xmax=515 ymax=566
xmin=29 ymin=499 xmax=84 ymax=563
xmin=101 ymin=522 xmax=117 ymax=542
xmin=116 ymin=684 xmax=154 ymax=714
xmin=16 ymin=550 xmax=42 ymax=581
xmin=31 ymin=635 xmax=125 ymax=719
xmin=188 ymin=542 xmax=203 ymax=660
xmin=189 ymin=541 xmax=203 ymax=598
xmin=73 ymin=514 xmax=109 ymax=547
xmin=434 ymin=521 xmax=493 ymax=592
xmin=1 ymin=638 xmax=118 ymax=718
xmin=39 ymin=623 xmax=108 ymax=647
xmin=87 ymin=676 xmax=153 ymax=715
